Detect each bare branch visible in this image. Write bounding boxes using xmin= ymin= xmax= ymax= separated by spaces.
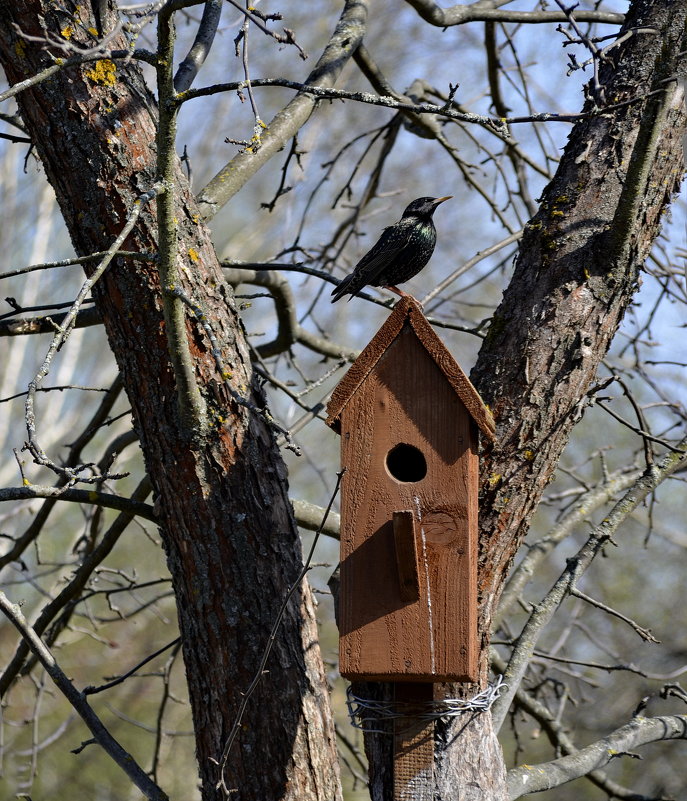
xmin=0 ymin=484 xmax=155 ymax=521
xmin=84 ymin=636 xmax=182 ymax=695
xmin=0 ymin=250 xmax=155 ymax=281
xmin=157 ymin=9 xmax=207 ymax=435
xmin=0 ymin=590 xmax=169 ymax=801
xmin=0 ymin=306 xmax=102 ymax=337
xmin=492 ymin=435 xmax=687 ymax=731
xmin=292 ymin=499 xmax=340 ymax=538
xmin=507 ymin=715 xmax=687 ymax=799
xmin=225 ymin=267 xmax=357 ymax=359
xmin=195 ymin=0 xmax=368 ymax=219
xmin=570 ymin=587 xmax=659 ymax=643
xmin=173 ymin=0 xmax=222 ymax=92
xmin=403 ymin=0 xmax=624 ymax=26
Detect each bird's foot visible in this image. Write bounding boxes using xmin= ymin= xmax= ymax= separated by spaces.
xmin=384 ymin=285 xmax=411 ymax=298
xmin=384 ymin=286 xmax=423 ymax=307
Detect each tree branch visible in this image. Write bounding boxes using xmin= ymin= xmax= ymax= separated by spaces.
xmin=195 ymin=0 xmax=368 ymax=219
xmin=492 ymin=435 xmax=687 ymax=730
xmin=0 ymin=590 xmax=169 ymax=801
xmin=494 ymin=467 xmax=642 ymax=626
xmin=173 ymin=0 xmax=222 ymax=92
xmin=157 ymin=8 xmax=207 ymax=434
xmin=492 ymin=649 xmax=661 ymax=800
xmin=0 ymin=483 xmax=155 ymax=522
xmin=292 ymin=499 xmax=340 ymax=538
xmin=225 ymin=267 xmax=357 ymax=359
xmin=403 ymin=0 xmax=624 ymax=26
xmin=507 ymin=715 xmax=687 ymax=798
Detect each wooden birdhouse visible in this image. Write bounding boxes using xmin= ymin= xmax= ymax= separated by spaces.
xmin=326 ymin=297 xmax=495 ymax=683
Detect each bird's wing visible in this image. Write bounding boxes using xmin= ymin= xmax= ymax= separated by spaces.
xmin=353 ymin=224 xmax=413 ymax=285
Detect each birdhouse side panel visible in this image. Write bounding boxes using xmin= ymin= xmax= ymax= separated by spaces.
xmin=337 ymin=328 xmax=478 ymax=681
xmin=337 ymin=401 xmax=433 ymax=679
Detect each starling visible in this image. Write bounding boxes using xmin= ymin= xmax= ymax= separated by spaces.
xmin=330 ymin=196 xmax=452 ymax=303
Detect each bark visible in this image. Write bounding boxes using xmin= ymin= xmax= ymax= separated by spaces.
xmin=434 ymin=711 xmax=507 ymax=800
xmin=0 ymin=3 xmax=341 ymax=800
xmin=473 ymin=0 xmax=687 ymax=635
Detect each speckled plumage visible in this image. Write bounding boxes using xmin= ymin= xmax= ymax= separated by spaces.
xmin=331 ymin=196 xmax=452 ymax=303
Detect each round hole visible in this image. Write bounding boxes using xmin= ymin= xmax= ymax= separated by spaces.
xmin=385 ymin=444 xmax=427 ymax=483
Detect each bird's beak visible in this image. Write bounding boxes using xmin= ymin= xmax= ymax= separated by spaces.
xmin=432 ymin=196 xmax=452 ymax=206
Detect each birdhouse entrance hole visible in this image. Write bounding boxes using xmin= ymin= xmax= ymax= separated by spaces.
xmin=385 ymin=443 xmax=427 ymax=483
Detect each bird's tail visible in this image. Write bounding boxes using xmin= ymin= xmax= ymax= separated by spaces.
xmin=330 ymin=274 xmax=355 ymax=303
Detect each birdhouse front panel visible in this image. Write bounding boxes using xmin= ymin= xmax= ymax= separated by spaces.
xmin=337 ymin=324 xmax=479 ymax=682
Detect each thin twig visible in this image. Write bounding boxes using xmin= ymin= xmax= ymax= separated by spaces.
xmin=22 ymin=184 xmax=164 ymax=483
xmin=0 ymin=591 xmax=169 ymax=801
xmin=421 ymin=230 xmax=523 ymax=307
xmin=570 ymin=588 xmax=659 ymax=643
xmin=85 ymin=637 xmax=182 ymax=695
xmin=596 ymin=401 xmax=685 ymax=454
xmin=180 ymin=76 xmax=670 ymax=130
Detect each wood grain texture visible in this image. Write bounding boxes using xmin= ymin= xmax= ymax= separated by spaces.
xmin=393 ymin=511 xmax=421 ymax=602
xmin=327 ymin=296 xmax=495 ymax=440
xmin=393 ymin=683 xmax=434 ymax=801
xmin=336 ymin=324 xmax=478 ymax=681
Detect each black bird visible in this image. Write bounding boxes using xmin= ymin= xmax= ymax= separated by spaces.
xmin=330 ymin=196 xmax=452 ymax=303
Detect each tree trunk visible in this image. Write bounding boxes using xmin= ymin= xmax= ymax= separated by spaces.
xmin=0 ymin=3 xmax=341 ymax=800
xmin=445 ymin=1 xmax=684 ymax=796
xmin=473 ymin=0 xmax=686 ymax=633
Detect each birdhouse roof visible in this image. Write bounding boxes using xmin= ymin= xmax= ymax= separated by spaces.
xmin=326 ymin=296 xmax=495 ymax=440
